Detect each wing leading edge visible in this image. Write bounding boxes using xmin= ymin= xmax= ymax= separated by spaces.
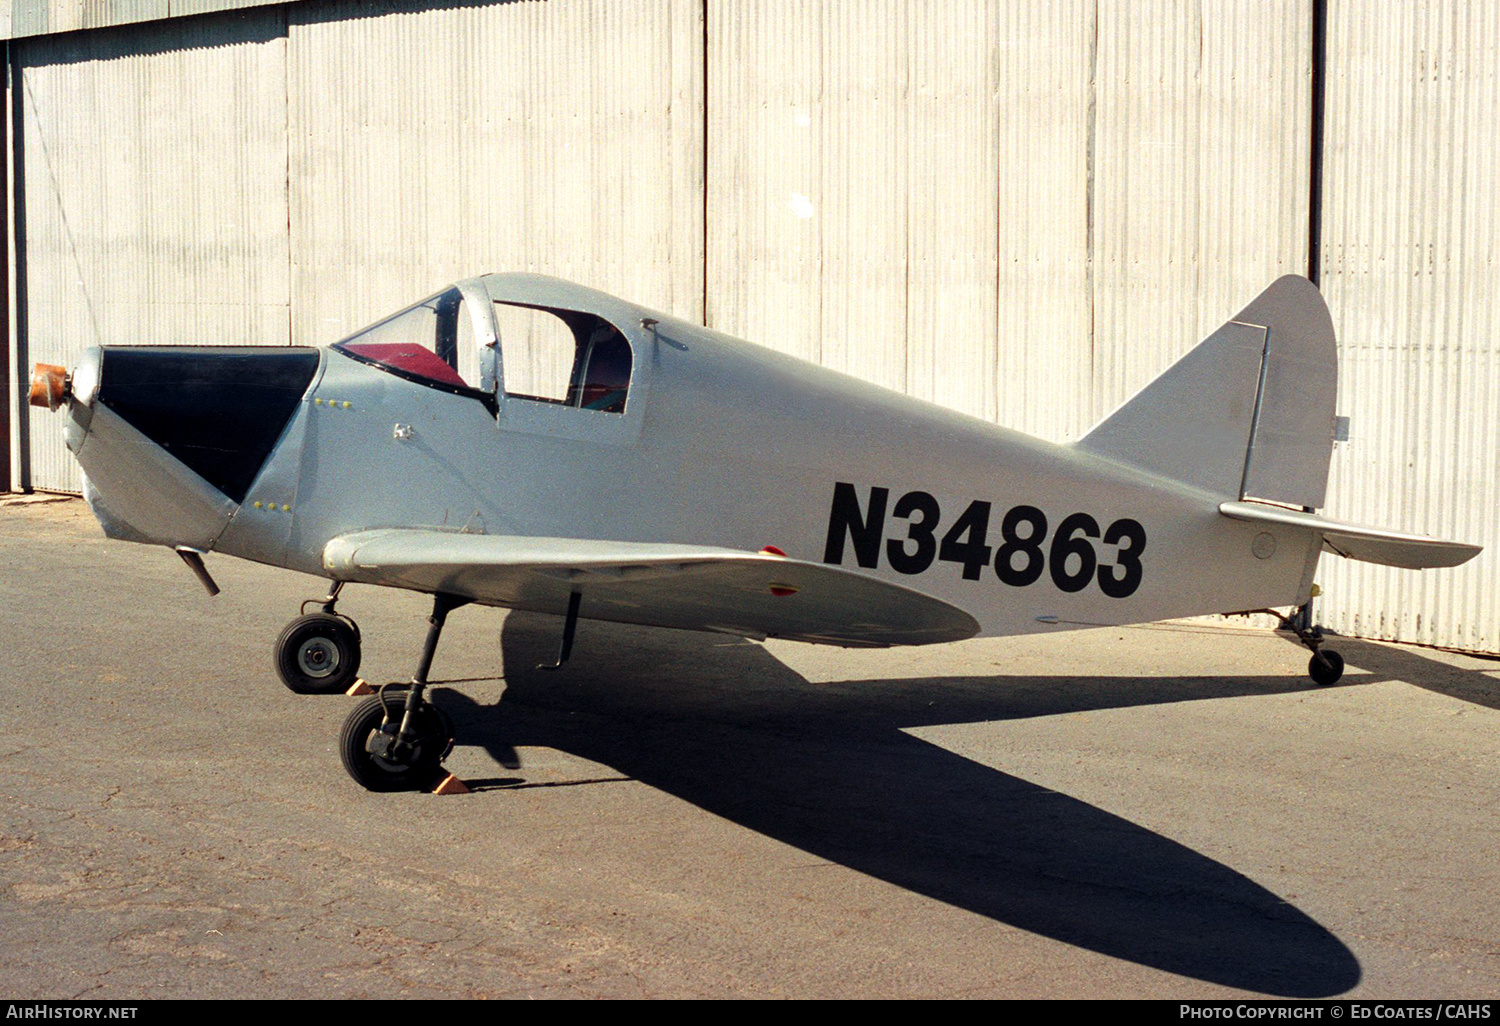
xmin=322 ymin=530 xmax=979 ymax=647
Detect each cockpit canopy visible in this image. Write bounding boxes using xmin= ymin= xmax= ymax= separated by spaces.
xmin=334 ymin=277 xmax=632 ymax=415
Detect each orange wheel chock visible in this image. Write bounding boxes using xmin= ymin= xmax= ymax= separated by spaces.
xmin=431 ymin=774 xmax=470 ymax=795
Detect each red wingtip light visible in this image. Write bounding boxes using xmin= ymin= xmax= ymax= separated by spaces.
xmin=769 ymin=583 xmax=798 ymax=597
xmin=760 ymin=545 xmax=787 ymax=557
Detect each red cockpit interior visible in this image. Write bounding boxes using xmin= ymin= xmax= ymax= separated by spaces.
xmin=339 ymin=343 xmax=470 ymax=389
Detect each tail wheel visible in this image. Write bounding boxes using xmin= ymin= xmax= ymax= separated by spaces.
xmin=274 ymin=613 xmax=361 ymax=694
xmin=1308 ymin=649 xmax=1345 ymax=686
xmin=338 ymin=694 xmax=453 ymax=792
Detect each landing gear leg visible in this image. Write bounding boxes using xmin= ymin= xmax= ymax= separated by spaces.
xmin=274 ymin=582 xmax=362 ymax=694
xmin=338 ymin=592 xmax=469 ymax=791
xmin=538 ymin=591 xmax=582 ymax=672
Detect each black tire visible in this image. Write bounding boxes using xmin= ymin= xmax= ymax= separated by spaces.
xmin=274 ymin=613 xmax=361 ymax=694
xmin=338 ymin=693 xmax=453 ymax=792
xmin=1308 ymin=649 xmax=1345 ymax=686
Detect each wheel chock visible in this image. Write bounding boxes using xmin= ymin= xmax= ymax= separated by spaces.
xmin=345 ymin=678 xmax=376 ymax=696
xmin=431 ymin=774 xmax=470 ymax=795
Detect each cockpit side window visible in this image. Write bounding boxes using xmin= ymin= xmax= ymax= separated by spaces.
xmin=574 ymin=324 xmax=630 ymax=413
xmin=494 ymin=302 xmax=631 ymax=415
xmin=334 ymin=288 xmax=496 ymax=410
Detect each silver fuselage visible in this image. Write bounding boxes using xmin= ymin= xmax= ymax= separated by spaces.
xmin=62 ymin=273 xmax=1319 ymax=641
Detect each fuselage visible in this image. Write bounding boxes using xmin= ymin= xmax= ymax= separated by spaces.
xmin=61 ymin=273 xmax=1321 ymax=642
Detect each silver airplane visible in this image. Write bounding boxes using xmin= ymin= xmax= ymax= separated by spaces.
xmin=27 ymin=273 xmax=1481 ymax=791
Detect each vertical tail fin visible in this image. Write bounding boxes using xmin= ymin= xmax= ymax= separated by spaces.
xmin=1075 ymin=275 xmax=1337 ymax=508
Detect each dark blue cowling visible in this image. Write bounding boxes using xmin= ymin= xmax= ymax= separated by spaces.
xmin=96 ymin=346 xmax=319 ymax=504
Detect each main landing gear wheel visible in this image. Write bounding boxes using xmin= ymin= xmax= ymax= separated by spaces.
xmin=336 ymin=592 xmax=470 ymax=792
xmin=274 ymin=613 xmax=361 ymax=694
xmin=1308 ymin=649 xmax=1345 ymax=687
xmin=339 ymin=693 xmax=453 ymax=792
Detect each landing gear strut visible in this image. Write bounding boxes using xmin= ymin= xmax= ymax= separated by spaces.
xmin=338 ymin=592 xmax=467 ymax=791
xmin=1254 ymin=607 xmax=1345 ymax=686
xmin=274 ymin=582 xmax=362 ymax=694
xmin=538 ymin=591 xmax=582 ymax=671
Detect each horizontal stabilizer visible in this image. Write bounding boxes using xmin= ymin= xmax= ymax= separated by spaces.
xmin=1220 ymin=501 xmax=1482 ymax=570
xmin=323 ymin=530 xmax=979 ymax=646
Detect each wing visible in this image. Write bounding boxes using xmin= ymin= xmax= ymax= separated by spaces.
xmin=1220 ymin=501 xmax=1482 ymax=570
xmin=322 ymin=530 xmax=979 ymax=647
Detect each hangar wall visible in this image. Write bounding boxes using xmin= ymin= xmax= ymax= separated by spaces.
xmin=1316 ymin=1 xmax=1500 ymax=652
xmin=286 ymin=0 xmax=703 ymax=344
xmin=0 ymin=1 xmax=282 ymax=40
xmin=4 ymin=0 xmax=1496 ymax=653
xmin=17 ymin=8 xmax=290 ymax=494
xmin=15 ymin=0 xmax=704 ymax=495
xmin=707 ymin=0 xmax=1312 ymax=442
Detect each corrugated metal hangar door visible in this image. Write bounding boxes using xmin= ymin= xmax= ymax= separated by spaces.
xmin=15 ymin=0 xmax=703 ymax=495
xmin=17 ymin=9 xmax=292 ymax=495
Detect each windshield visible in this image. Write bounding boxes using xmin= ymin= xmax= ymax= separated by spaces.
xmin=333 ymin=281 xmax=635 ymax=419
xmin=334 ymin=288 xmax=494 ymax=406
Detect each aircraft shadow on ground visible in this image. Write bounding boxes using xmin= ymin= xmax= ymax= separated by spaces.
xmin=1325 ymin=636 xmax=1500 ymax=712
xmin=433 ymin=612 xmax=1374 ymax=997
